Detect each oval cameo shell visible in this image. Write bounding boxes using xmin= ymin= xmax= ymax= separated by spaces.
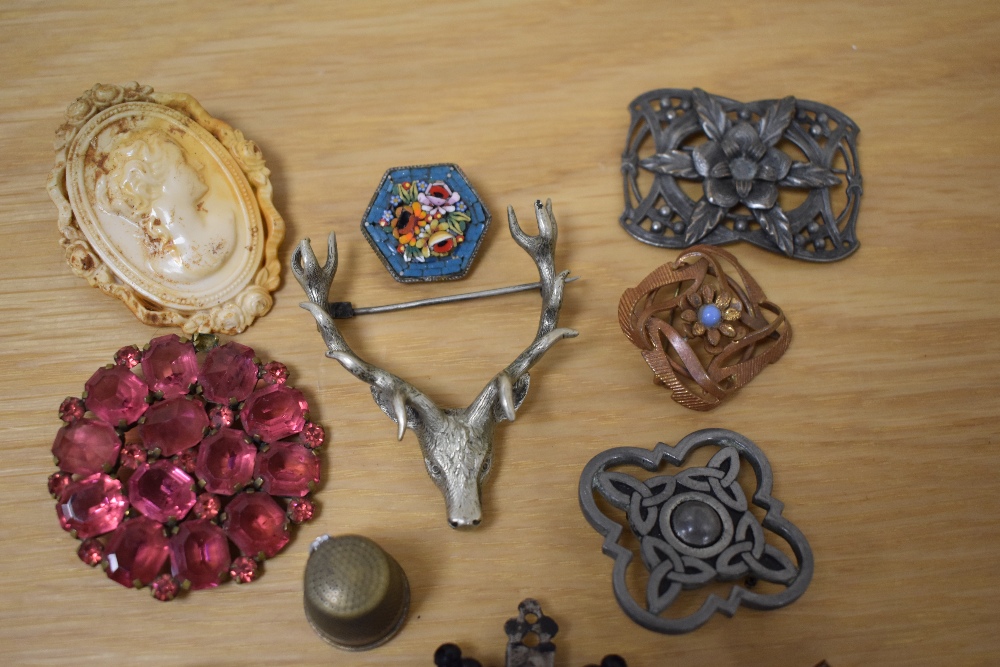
xmin=50 ymin=83 xmax=283 ymax=334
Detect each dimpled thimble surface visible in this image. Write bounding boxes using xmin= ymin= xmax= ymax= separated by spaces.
xmin=303 ymin=534 xmax=410 ymax=651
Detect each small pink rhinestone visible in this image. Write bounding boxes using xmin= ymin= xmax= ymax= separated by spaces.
xmin=114 ymin=345 xmax=143 ymax=369
xmin=208 ymin=405 xmax=234 ymax=430
xmin=59 ymin=397 xmax=86 ymax=423
xmin=192 ymin=493 xmax=221 ymax=520
xmin=150 ymin=574 xmax=180 ymax=601
xmin=78 ymin=538 xmax=104 ymax=566
xmin=48 ymin=471 xmax=73 ymax=498
xmin=229 ymin=556 xmax=259 ymax=584
xmin=260 ymin=361 xmax=288 ymax=385
xmin=300 ymin=422 xmax=325 ymax=449
xmin=287 ymin=498 xmax=315 ymax=524
xmin=119 ymin=443 xmax=147 ymax=469
xmin=175 ymin=447 xmax=199 ymax=474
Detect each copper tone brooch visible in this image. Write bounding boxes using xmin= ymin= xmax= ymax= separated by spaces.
xmin=619 ymin=246 xmax=790 ymax=411
xmin=49 ymin=334 xmax=323 ymax=600
xmin=579 ymin=429 xmax=813 ymax=634
xmin=620 ymin=88 xmax=862 ymax=261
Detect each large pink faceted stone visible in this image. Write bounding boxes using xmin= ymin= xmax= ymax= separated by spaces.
xmin=84 ymin=365 xmax=149 ymax=426
xmin=195 ymin=428 xmax=257 ymax=495
xmin=199 ymin=342 xmax=259 ymax=404
xmin=255 ymin=442 xmax=320 ymax=497
xmin=142 ymin=335 xmax=198 ymax=399
xmin=104 ymin=516 xmax=169 ymax=588
xmin=128 ymin=460 xmax=197 ymax=523
xmin=56 ymin=473 xmax=128 ymax=539
xmin=240 ymin=385 xmax=308 ymax=442
xmin=223 ymin=492 xmax=290 ymax=558
xmin=138 ymin=396 xmax=209 ymax=456
xmin=52 ymin=417 xmax=121 ymax=475
xmin=170 ymin=519 xmax=231 ymax=590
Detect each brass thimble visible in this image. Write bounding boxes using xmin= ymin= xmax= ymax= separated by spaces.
xmin=303 ymin=534 xmax=410 ymax=650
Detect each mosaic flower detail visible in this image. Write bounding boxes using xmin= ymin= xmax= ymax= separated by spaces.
xmin=678 ymin=283 xmax=746 ymax=354
xmin=639 ymin=89 xmax=842 ymax=256
xmin=417 ymin=181 xmax=461 ymax=216
xmin=381 ymin=179 xmax=472 ymax=262
xmin=49 ymin=335 xmax=324 ymax=600
xmin=362 ymin=164 xmax=490 ymax=282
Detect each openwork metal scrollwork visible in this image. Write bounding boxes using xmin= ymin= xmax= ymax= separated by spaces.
xmin=619 ymin=246 xmax=791 ymax=411
xmin=579 ymin=429 xmax=813 ymax=634
xmin=621 ymin=88 xmax=862 ymax=261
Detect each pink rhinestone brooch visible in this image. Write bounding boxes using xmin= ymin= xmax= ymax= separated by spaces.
xmin=49 ymin=334 xmax=324 ymax=600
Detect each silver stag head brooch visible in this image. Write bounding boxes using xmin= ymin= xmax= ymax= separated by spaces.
xmin=293 ymin=199 xmax=577 ymax=528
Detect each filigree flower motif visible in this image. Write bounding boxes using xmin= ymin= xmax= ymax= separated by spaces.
xmin=678 ymin=283 xmax=746 ymax=354
xmin=639 ymin=89 xmax=842 ymax=256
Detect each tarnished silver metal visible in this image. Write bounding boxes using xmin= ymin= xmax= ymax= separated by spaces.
xmin=504 ymin=598 xmax=558 ymax=667
xmin=293 ymin=199 xmax=577 ymax=528
xmin=579 ymin=429 xmax=813 ymax=634
xmin=328 ymin=276 xmax=579 ymax=319
xmin=303 ymin=534 xmax=410 ymax=651
xmin=621 ymin=88 xmax=862 ymax=261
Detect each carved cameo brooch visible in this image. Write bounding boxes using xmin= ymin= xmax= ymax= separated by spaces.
xmin=49 ymin=83 xmax=284 ymax=334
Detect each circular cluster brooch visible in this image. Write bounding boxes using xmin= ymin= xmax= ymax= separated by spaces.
xmin=48 ymin=334 xmax=324 ymax=600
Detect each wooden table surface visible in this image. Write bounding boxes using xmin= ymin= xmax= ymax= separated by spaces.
xmin=1 ymin=2 xmax=997 ymax=665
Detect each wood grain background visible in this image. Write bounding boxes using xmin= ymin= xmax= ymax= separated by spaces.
xmin=1 ymin=1 xmax=997 ymax=665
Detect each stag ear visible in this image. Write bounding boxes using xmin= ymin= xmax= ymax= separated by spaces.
xmin=493 ymin=374 xmax=530 ymax=423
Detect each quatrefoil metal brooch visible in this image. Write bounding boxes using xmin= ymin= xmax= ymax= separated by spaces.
xmin=579 ymin=429 xmax=813 ymax=634
xmin=620 ymin=88 xmax=862 ymax=261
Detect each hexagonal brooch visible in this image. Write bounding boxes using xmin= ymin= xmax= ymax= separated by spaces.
xmin=360 ymin=164 xmax=490 ymax=282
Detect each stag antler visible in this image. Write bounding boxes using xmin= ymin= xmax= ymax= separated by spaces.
xmin=293 ymin=199 xmax=577 ymax=528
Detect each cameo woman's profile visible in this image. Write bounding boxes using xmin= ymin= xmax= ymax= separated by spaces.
xmin=49 ymin=82 xmax=284 ymax=334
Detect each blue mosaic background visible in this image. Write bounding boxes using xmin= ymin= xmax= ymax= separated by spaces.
xmin=360 ymin=164 xmax=490 ymax=282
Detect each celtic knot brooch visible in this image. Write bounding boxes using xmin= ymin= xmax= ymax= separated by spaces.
xmin=579 ymin=429 xmax=813 ymax=634
xmin=619 ymin=246 xmax=790 ymax=411
xmin=620 ymin=88 xmax=862 ymax=261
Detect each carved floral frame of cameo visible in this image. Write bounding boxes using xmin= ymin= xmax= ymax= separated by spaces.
xmin=48 ymin=82 xmax=284 ymax=335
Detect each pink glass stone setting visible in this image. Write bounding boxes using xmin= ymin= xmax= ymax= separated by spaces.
xmin=300 ymin=422 xmax=325 ymax=449
xmin=192 ymin=493 xmax=221 ymax=520
xmin=128 ymin=460 xmax=197 ymax=523
xmin=256 ymin=442 xmax=320 ymax=497
xmin=84 ymin=365 xmax=149 ymax=426
xmin=287 ymin=498 xmax=315 ymax=524
xmin=138 ymin=396 xmax=209 ymax=456
xmin=241 ymin=385 xmax=308 ymax=442
xmin=142 ymin=335 xmax=198 ymax=399
xmin=196 ymin=428 xmax=257 ymax=495
xmin=260 ymin=361 xmax=287 ymax=385
xmin=52 ymin=418 xmax=121 ymax=475
xmin=48 ymin=471 xmax=73 ymax=498
xmin=208 ymin=405 xmax=234 ymax=429
xmin=57 ymin=473 xmax=128 ymax=538
xmin=223 ymin=492 xmax=290 ymax=558
xmin=52 ymin=336 xmax=325 ymax=598
xmin=170 ymin=519 xmax=231 ymax=590
xmin=104 ymin=516 xmax=169 ymax=588
xmin=78 ymin=538 xmax=104 ymax=566
xmin=150 ymin=574 xmax=179 ymax=601
xmin=229 ymin=556 xmax=259 ymax=583
xmin=114 ymin=345 xmax=143 ymax=369
xmin=200 ymin=342 xmax=259 ymax=404
xmin=59 ymin=397 xmax=86 ymax=423
xmin=118 ymin=443 xmax=147 ymax=469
